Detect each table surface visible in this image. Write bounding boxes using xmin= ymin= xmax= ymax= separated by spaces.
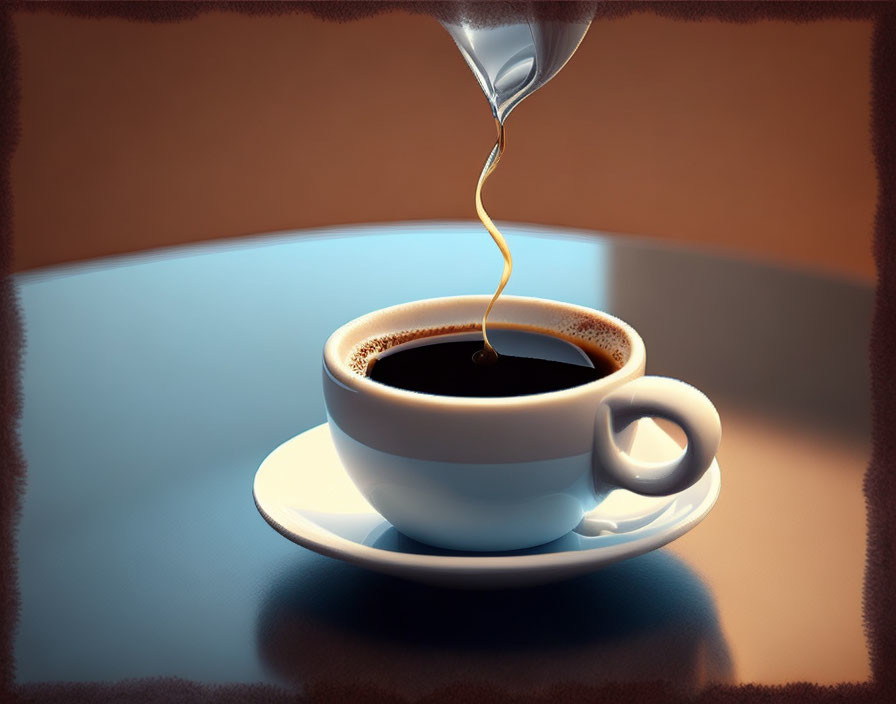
xmin=13 ymin=222 xmax=872 ymax=694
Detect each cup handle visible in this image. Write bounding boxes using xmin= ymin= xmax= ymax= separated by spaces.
xmin=594 ymin=376 xmax=721 ymax=496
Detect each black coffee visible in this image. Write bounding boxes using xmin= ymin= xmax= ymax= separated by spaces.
xmin=368 ymin=330 xmax=619 ymax=398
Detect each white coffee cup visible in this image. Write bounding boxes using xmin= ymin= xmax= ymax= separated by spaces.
xmin=323 ymin=295 xmax=721 ymax=552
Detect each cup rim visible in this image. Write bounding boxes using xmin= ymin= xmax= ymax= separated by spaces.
xmin=323 ymin=295 xmax=646 ymax=409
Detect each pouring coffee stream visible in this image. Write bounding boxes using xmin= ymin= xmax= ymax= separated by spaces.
xmin=471 ymin=118 xmax=508 ymax=365
xmin=441 ymin=13 xmax=592 ymax=364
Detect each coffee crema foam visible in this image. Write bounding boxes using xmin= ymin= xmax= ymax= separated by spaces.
xmin=348 ymin=318 xmax=631 ymax=377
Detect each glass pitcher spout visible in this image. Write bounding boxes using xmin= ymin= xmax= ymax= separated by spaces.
xmin=441 ymin=10 xmax=592 ymax=123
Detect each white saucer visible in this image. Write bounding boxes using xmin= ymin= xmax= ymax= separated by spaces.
xmin=253 ymin=420 xmax=721 ymax=589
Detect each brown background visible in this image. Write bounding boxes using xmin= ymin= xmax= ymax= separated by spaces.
xmin=11 ymin=10 xmax=876 ymax=278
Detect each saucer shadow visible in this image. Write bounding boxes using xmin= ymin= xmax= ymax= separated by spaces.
xmin=255 ymin=549 xmax=734 ymax=697
xmin=366 ymin=523 xmax=593 ymax=557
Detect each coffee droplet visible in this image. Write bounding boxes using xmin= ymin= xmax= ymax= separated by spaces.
xmin=472 ymin=346 xmax=499 ymax=366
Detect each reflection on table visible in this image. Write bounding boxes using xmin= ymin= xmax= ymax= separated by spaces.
xmin=257 ymin=550 xmax=733 ymax=697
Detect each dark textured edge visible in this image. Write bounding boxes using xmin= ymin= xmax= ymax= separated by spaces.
xmin=867 ymin=5 xmax=896 ymax=699
xmin=1 ymin=2 xmax=892 ymax=703
xmin=0 ymin=3 xmax=23 ymax=702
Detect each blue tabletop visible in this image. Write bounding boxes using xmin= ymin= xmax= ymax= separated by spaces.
xmin=13 ymin=222 xmax=873 ymax=690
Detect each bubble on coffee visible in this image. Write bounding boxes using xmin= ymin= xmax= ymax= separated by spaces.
xmin=556 ymin=314 xmax=630 ymax=367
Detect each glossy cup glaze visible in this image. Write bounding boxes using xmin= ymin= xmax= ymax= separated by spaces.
xmin=323 ymin=296 xmax=721 ymax=552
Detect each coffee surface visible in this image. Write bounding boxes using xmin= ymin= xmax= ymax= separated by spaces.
xmin=368 ymin=332 xmax=619 ymax=398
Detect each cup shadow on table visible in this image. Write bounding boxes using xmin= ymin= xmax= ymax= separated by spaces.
xmin=255 ymin=546 xmax=734 ymax=697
